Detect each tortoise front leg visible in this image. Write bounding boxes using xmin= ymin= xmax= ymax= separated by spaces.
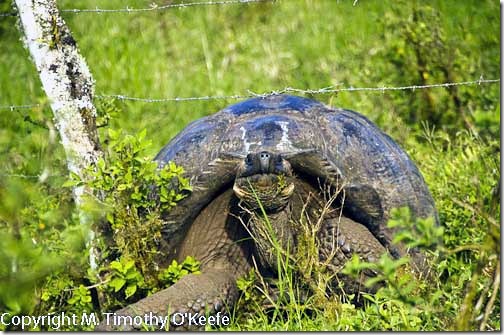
xmin=96 ymin=268 xmax=239 ymax=331
xmin=97 ymin=190 xmax=252 ymax=331
xmin=318 ymin=216 xmax=387 ymax=295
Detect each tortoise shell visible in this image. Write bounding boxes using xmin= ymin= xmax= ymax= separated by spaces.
xmin=156 ymin=94 xmax=438 ymax=257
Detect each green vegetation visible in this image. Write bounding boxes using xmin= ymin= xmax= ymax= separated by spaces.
xmin=0 ymin=0 xmax=499 ymax=331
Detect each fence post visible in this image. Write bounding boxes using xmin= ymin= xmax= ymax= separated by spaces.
xmin=14 ymin=0 xmax=103 ymax=274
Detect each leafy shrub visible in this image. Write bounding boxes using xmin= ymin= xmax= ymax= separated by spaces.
xmin=0 ymin=126 xmax=196 ymax=330
xmin=158 ymin=256 xmax=201 ymax=287
xmin=106 ymin=258 xmax=146 ymax=300
xmin=65 ymin=128 xmax=192 ymax=285
xmin=371 ymin=1 xmax=499 ymax=139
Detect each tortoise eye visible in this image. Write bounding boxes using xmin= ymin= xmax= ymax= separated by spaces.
xmin=245 ymin=154 xmax=253 ymax=165
xmin=274 ymin=156 xmax=284 ymax=173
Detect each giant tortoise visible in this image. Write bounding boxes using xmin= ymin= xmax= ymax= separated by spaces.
xmin=96 ymin=94 xmax=438 ymax=330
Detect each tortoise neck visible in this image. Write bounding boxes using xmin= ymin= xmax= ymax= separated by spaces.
xmin=247 ymin=202 xmax=296 ymax=273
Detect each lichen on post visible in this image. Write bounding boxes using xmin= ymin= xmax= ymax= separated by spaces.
xmin=14 ymin=0 xmax=103 ymax=269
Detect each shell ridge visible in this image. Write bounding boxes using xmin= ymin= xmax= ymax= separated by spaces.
xmin=337 ymin=109 xmax=421 ymax=212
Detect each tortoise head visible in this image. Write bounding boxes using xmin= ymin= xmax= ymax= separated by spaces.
xmin=233 ymin=151 xmax=295 ymax=212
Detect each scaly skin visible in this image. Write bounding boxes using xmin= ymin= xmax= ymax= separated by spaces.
xmin=97 ymin=179 xmax=387 ymax=331
xmin=318 ymin=216 xmax=386 ymax=295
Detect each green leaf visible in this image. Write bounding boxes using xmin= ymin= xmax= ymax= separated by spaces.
xmin=125 ymin=284 xmax=137 ymax=298
xmin=41 ymin=291 xmax=51 ymax=302
xmin=62 ymin=179 xmax=82 ymax=188
xmin=109 ymin=261 xmax=123 ymax=272
xmin=97 ymin=157 xmax=107 ymax=171
xmin=67 ymin=295 xmax=79 ymax=305
xmin=109 ymin=277 xmax=126 ymax=292
xmin=108 ymin=128 xmax=120 ymax=140
xmin=106 ymin=212 xmax=114 ymax=224
xmin=124 ymin=259 xmax=135 ymax=271
xmin=117 ymin=184 xmax=127 ymax=191
xmin=138 ymin=128 xmax=147 ymax=141
xmin=125 ymin=271 xmax=140 ymax=280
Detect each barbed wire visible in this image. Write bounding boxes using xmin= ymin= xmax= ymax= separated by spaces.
xmin=0 ymin=104 xmax=42 ymax=110
xmin=0 ymin=173 xmax=64 ymax=179
xmin=0 ymin=78 xmax=499 ymax=110
xmin=64 ymin=0 xmax=273 ymax=14
xmin=0 ymin=0 xmax=274 ymax=17
xmin=0 ymin=174 xmax=40 ymax=179
xmin=1 ymin=77 xmax=499 ymax=178
xmin=97 ymin=78 xmax=500 ymax=103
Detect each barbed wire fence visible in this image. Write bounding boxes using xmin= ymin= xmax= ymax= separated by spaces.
xmin=98 ymin=78 xmax=501 ymax=102
xmin=1 ymin=0 xmax=500 ymax=109
xmin=0 ymin=78 xmax=500 ymax=110
xmin=1 ymin=0 xmax=500 ymax=180
xmin=1 ymin=77 xmax=500 ymax=181
xmin=0 ymin=0 xmax=275 ymax=16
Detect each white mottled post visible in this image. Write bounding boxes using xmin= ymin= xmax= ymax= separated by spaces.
xmin=15 ymin=0 xmax=103 ymax=269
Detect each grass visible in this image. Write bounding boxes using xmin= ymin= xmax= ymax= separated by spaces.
xmin=0 ymin=0 xmax=500 ymax=331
